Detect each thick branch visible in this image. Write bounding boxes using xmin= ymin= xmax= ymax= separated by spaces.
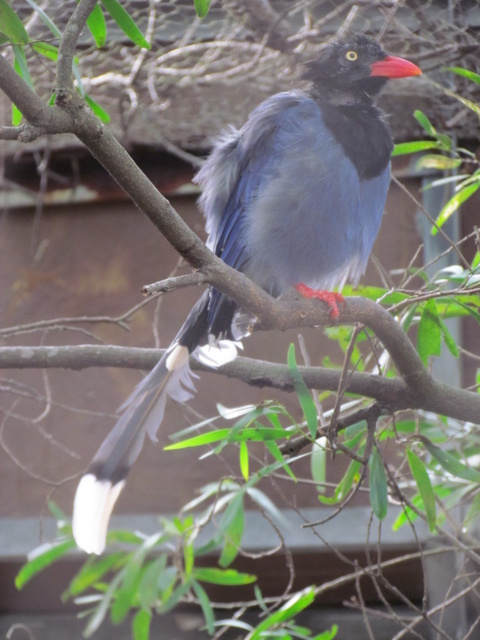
xmin=1 ymin=344 xmax=479 ymax=425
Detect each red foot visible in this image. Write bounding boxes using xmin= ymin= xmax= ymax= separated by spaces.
xmin=295 ymin=283 xmax=345 ymax=319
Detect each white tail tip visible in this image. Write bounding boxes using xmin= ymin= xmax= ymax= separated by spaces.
xmin=73 ymin=474 xmax=125 ymax=555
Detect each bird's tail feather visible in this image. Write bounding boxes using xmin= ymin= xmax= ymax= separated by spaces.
xmin=73 ymin=293 xmax=209 ymax=555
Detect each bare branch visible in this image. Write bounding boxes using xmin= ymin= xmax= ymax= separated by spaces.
xmin=56 ymin=0 xmax=97 ymax=91
xmin=141 ymin=272 xmax=209 ymax=296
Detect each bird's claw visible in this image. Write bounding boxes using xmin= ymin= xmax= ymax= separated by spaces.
xmin=295 ymin=283 xmax=345 ymax=319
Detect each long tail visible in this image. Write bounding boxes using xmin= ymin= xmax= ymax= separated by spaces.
xmin=73 ymin=293 xmax=210 ymax=554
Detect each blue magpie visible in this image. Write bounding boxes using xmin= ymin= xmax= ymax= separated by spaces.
xmin=73 ymin=35 xmax=421 ymax=553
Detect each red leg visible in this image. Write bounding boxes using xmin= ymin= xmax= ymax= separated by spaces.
xmin=295 ymin=283 xmax=345 ymax=319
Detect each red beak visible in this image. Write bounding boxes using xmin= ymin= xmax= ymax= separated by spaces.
xmin=370 ymin=55 xmax=422 ymax=79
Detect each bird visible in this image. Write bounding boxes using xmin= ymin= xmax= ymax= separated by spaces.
xmin=73 ymin=34 xmax=421 ymax=554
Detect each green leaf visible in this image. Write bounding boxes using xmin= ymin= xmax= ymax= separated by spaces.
xmin=24 ymin=0 xmax=62 ymax=37
xmin=111 ymin=534 xmax=163 ymax=624
xmin=184 ymin=541 xmax=194 ymax=577
xmin=219 ymin=495 xmax=244 ymax=568
xmin=416 ymin=154 xmax=462 ymax=171
xmin=392 ymin=141 xmax=445 ymax=156
xmin=438 ymin=317 xmax=459 ymax=357
xmin=369 ymin=448 xmax=388 ymax=520
xmin=194 ymin=0 xmax=211 ymax=18
xmin=132 ymin=609 xmax=151 ymax=640
xmin=0 ymin=0 xmax=28 ymax=43
xmin=248 ymin=587 xmax=315 ymax=639
xmin=192 ymin=579 xmax=215 ymax=634
xmin=32 ymin=41 xmax=58 ymax=61
xmin=138 ymin=555 xmax=167 ymax=608
xmin=407 ymin=449 xmax=436 ymax=531
xmin=239 ymin=441 xmax=249 ymax=480
xmin=287 ymin=343 xmax=318 ymax=438
xmin=420 ymin=438 xmax=480 ymax=482
xmin=13 ymin=44 xmax=33 ymax=88
xmin=84 ymin=570 xmax=124 ymax=637
xmin=265 ymin=440 xmax=297 ymax=481
xmin=86 ymin=2 xmax=107 ymax=47
xmin=15 ymin=539 xmax=76 ymax=589
xmin=432 ymin=182 xmax=480 ymax=235
xmin=66 ymin=552 xmax=125 ymax=597
xmin=319 ymin=456 xmax=363 ymax=505
xmin=417 ymin=299 xmax=441 ymax=365
xmin=193 ymin=567 xmax=256 ymax=586
xmin=444 ymin=66 xmax=480 ymax=85
xmin=100 ymin=0 xmax=150 ymax=48
xmin=414 ymin=110 xmax=437 ymax=137
xmin=84 ymin=92 xmax=111 ymax=123
xmin=157 ymin=580 xmax=190 ymax=615
xmin=340 ymin=284 xmax=410 ymax=305
xmin=313 ymin=625 xmax=338 ymax=640
xmin=165 ymin=427 xmax=290 ymax=450
xmin=465 ymin=493 xmax=480 ymax=529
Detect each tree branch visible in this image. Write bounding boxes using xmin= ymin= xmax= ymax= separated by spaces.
xmin=1 ymin=343 xmax=479 ymax=425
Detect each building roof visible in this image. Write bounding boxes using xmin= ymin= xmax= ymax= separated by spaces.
xmin=3 ymin=0 xmax=480 ymax=159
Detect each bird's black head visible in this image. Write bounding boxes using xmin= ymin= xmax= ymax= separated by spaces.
xmin=303 ymin=35 xmax=421 ymax=103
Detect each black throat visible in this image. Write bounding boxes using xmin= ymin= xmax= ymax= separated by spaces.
xmin=316 ymin=93 xmax=393 ymax=180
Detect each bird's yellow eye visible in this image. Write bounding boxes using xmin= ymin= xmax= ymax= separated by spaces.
xmin=345 ymin=50 xmax=358 ymax=61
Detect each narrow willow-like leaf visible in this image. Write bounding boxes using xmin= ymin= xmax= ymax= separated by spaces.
xmin=165 ymin=427 xmax=290 ymax=450
xmin=86 ymin=2 xmax=107 ymax=47
xmin=340 ymin=284 xmax=410 ymax=305
xmin=13 ymin=45 xmax=33 ymax=87
xmin=138 ymin=555 xmax=167 ymax=609
xmin=438 ymin=317 xmax=460 ymax=357
xmin=465 ymin=493 xmax=480 ymax=529
xmin=32 ymin=41 xmax=80 ymax=65
xmin=100 ymin=0 xmax=150 ymax=48
xmin=84 ymin=571 xmax=124 ymax=637
xmin=239 ymin=441 xmax=249 ymax=480
xmin=194 ymin=0 xmax=211 ymax=18
xmin=219 ymin=495 xmax=244 ymax=567
xmin=414 ymin=110 xmax=437 ymax=137
xmin=444 ymin=66 xmax=480 ymax=85
xmin=313 ymin=625 xmax=338 ymax=640
xmin=248 ymin=587 xmax=316 ymax=639
xmin=16 ymin=539 xmax=76 ymax=589
xmin=416 ymin=154 xmax=462 ymax=171
xmin=369 ymin=448 xmax=388 ymax=520
xmin=111 ymin=534 xmax=163 ymax=624
xmin=25 ymin=0 xmax=62 ymax=36
xmin=287 ymin=343 xmax=318 ymax=438
xmin=192 ymin=579 xmax=215 ymax=634
xmin=417 ymin=299 xmax=441 ymax=365
xmin=264 ymin=440 xmax=297 ymax=481
xmin=193 ymin=567 xmax=256 ymax=586
xmin=84 ymin=93 xmax=111 ymax=123
xmin=66 ymin=552 xmax=125 ymax=597
xmin=407 ymin=449 xmax=436 ymax=531
xmin=420 ymin=437 xmax=480 ymax=482
xmin=0 ymin=0 xmax=28 ymax=43
xmin=432 ymin=182 xmax=480 ymax=235
xmin=392 ymin=141 xmax=445 ymax=156
xmin=184 ymin=541 xmax=194 ymax=578
xmin=132 ymin=609 xmax=151 ymax=640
